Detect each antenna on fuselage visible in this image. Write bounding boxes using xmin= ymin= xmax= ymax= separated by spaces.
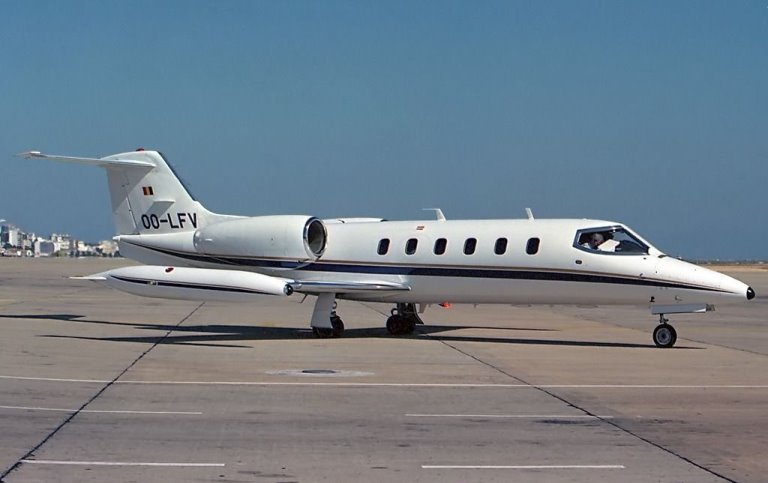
xmin=525 ymin=207 xmax=534 ymax=220
xmin=423 ymin=208 xmax=446 ymax=222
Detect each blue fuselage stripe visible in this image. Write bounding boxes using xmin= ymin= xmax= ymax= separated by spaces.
xmin=121 ymin=241 xmax=725 ymax=293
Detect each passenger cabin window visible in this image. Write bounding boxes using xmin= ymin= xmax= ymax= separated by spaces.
xmin=434 ymin=238 xmax=447 ymax=255
xmin=526 ymin=237 xmax=540 ymax=255
xmin=575 ymin=226 xmax=649 ymax=255
xmin=464 ymin=238 xmax=477 ymax=255
xmin=405 ymin=238 xmax=418 ymax=255
xmin=494 ymin=238 xmax=508 ymax=255
xmin=377 ymin=238 xmax=390 ymax=255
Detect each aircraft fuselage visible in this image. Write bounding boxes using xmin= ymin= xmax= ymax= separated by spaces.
xmin=116 ymin=218 xmax=751 ymax=309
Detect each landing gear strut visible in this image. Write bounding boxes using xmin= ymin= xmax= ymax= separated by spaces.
xmin=311 ymin=294 xmax=344 ymax=338
xmin=386 ymin=303 xmax=423 ymax=336
xmin=652 ymin=314 xmax=677 ymax=348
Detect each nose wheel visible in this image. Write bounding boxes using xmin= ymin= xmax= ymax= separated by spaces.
xmin=652 ymin=315 xmax=677 ymax=348
xmin=311 ymin=296 xmax=344 ymax=338
xmin=312 ymin=315 xmax=344 ymax=338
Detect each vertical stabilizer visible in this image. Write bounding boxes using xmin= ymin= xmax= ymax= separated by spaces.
xmin=102 ymin=150 xmax=211 ymax=235
xmin=19 ymin=149 xmax=228 ymax=236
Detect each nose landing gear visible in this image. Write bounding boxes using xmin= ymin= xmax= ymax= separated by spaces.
xmin=313 ymin=312 xmax=344 ymax=338
xmin=311 ymin=294 xmax=344 ymax=338
xmin=652 ymin=314 xmax=677 ymax=348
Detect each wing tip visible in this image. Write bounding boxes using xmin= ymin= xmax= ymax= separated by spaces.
xmin=69 ymin=275 xmax=107 ymax=281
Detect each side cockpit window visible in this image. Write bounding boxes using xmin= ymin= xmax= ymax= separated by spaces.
xmin=575 ymin=226 xmax=649 ymax=255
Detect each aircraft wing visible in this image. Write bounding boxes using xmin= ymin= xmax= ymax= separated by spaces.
xmin=72 ymin=265 xmax=410 ymax=300
xmin=289 ymin=280 xmax=411 ymax=294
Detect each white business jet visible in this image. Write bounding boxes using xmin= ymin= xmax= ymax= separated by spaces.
xmin=19 ymin=149 xmax=755 ymax=347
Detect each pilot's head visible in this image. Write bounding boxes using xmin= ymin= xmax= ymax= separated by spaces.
xmin=589 ymin=233 xmax=605 ymax=249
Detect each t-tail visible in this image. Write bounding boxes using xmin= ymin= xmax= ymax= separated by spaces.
xmin=19 ymin=149 xmax=231 ymax=236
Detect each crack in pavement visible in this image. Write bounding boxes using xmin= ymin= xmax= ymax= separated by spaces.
xmin=0 ymin=302 xmax=206 ymax=481
xmin=419 ymin=327 xmax=738 ymax=483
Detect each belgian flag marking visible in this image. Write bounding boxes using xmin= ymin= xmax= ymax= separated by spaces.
xmin=142 ymin=186 xmax=154 ymax=196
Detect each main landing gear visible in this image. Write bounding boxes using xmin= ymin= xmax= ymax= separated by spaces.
xmin=386 ymin=303 xmax=423 ymax=336
xmin=652 ymin=314 xmax=677 ymax=348
xmin=309 ymin=297 xmax=423 ymax=338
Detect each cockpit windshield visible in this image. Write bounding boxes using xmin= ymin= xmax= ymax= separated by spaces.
xmin=574 ymin=226 xmax=650 ymax=255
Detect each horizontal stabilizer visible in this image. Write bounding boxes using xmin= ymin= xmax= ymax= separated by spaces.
xmin=17 ymin=151 xmax=154 ymax=169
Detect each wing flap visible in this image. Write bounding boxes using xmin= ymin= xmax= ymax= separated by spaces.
xmin=290 ymin=280 xmax=410 ymax=294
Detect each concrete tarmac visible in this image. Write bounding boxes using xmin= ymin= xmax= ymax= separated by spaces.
xmin=0 ymin=258 xmax=766 ymax=482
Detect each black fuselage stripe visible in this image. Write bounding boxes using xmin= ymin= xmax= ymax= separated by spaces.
xmin=121 ymin=241 xmax=727 ymax=293
xmin=111 ymin=275 xmax=271 ymax=295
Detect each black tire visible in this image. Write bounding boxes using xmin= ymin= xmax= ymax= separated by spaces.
xmin=331 ymin=316 xmax=344 ymax=337
xmin=312 ymin=327 xmax=335 ymax=338
xmin=386 ymin=315 xmax=398 ymax=335
xmin=387 ymin=315 xmax=416 ymax=335
xmin=398 ymin=303 xmax=424 ymax=325
xmin=386 ymin=315 xmax=403 ymax=335
xmin=653 ymin=324 xmax=677 ymax=348
xmin=402 ymin=316 xmax=417 ymax=334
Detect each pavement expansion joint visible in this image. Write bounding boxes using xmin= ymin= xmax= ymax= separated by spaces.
xmin=419 ymin=325 xmax=742 ymax=483
xmin=265 ymin=369 xmax=374 ymax=377
xmin=0 ymin=302 xmax=206 ymax=481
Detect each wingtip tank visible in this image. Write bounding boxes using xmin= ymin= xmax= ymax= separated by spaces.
xmin=80 ymin=265 xmax=293 ymax=302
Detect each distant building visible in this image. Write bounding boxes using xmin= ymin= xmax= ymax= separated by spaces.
xmin=34 ymin=239 xmax=56 ymax=257
xmin=50 ymin=233 xmax=72 ymax=253
xmin=97 ymin=240 xmax=120 ymax=256
xmin=1 ymin=225 xmax=21 ymax=248
xmin=0 ymin=223 xmax=119 ymax=258
xmin=21 ymin=232 xmax=35 ymax=250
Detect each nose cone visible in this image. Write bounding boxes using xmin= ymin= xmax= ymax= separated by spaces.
xmin=656 ymin=258 xmax=754 ymax=305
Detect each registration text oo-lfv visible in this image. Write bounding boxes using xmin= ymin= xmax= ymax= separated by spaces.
xmin=19 ymin=149 xmax=755 ymax=347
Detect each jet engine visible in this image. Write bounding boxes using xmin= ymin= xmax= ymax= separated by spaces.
xmin=193 ymin=215 xmax=327 ymax=261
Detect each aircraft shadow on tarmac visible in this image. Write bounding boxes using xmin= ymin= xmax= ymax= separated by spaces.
xmin=0 ymin=313 xmax=694 ymax=349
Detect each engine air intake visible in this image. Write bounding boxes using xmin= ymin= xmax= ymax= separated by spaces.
xmin=305 ymin=218 xmax=327 ymax=258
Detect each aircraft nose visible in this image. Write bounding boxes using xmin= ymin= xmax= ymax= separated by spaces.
xmin=747 ymin=287 xmax=756 ymax=300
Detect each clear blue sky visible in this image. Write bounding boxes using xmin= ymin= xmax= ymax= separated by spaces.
xmin=1 ymin=1 xmax=766 ymax=260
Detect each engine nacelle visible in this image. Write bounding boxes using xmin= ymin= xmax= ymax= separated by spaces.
xmin=193 ymin=215 xmax=327 ymax=260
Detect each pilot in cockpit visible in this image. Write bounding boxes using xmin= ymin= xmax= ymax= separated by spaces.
xmin=581 ymin=232 xmax=619 ymax=252
xmin=578 ymin=227 xmax=649 ymax=254
xmin=588 ymin=233 xmax=605 ymax=250
xmin=579 ymin=232 xmax=604 ymax=250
